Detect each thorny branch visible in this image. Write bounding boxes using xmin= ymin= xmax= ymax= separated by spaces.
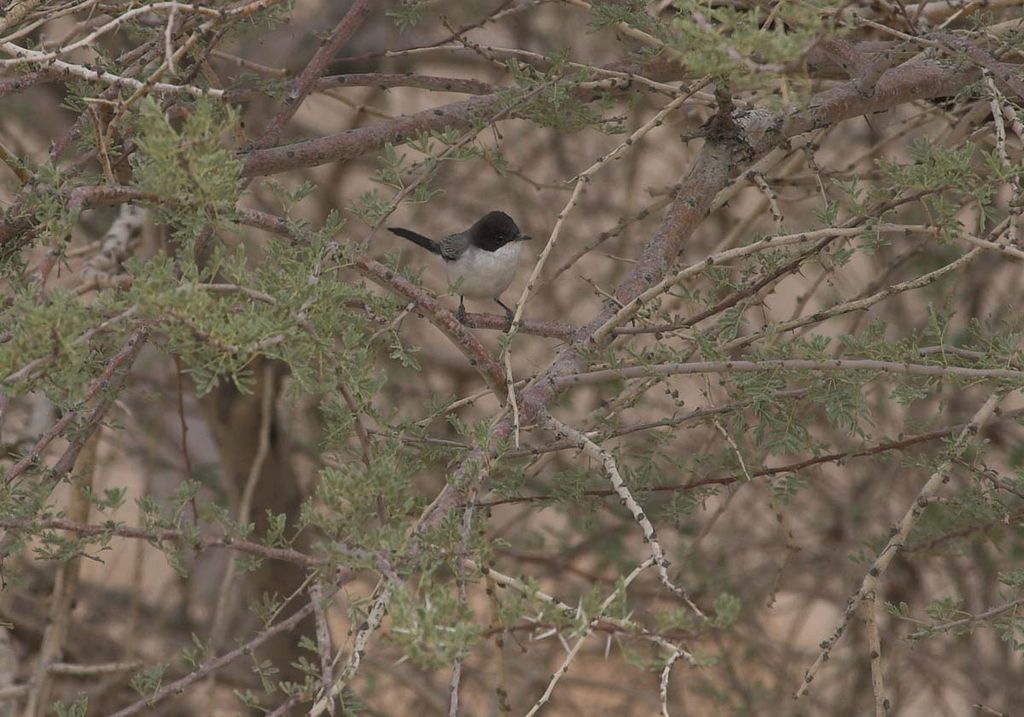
xmin=794 ymin=393 xmax=1005 ymax=699
xmin=2 ymin=0 xmax=1023 ymax=713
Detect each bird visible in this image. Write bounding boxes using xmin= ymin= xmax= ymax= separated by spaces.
xmin=388 ymin=211 xmax=532 ymax=323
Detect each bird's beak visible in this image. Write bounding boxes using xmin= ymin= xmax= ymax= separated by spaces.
xmin=518 ymin=233 xmax=533 ymax=241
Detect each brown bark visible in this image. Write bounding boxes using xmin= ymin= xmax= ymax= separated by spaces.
xmin=198 ymin=359 xmax=313 ymax=684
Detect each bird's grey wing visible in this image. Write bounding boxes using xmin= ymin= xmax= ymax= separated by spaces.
xmin=438 ymin=233 xmax=469 ymax=261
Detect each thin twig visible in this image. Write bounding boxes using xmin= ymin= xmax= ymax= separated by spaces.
xmin=543 ymin=414 xmax=705 ymax=618
xmin=908 ymin=596 xmax=1024 ymax=639
xmin=863 ymin=592 xmax=890 ymax=716
xmin=206 ymin=363 xmax=277 ymax=655
xmin=795 ymin=393 xmax=1004 ymax=699
xmin=0 ymin=517 xmax=323 ymax=565
xmin=522 ymin=558 xmax=655 ymax=717
xmin=309 ymin=581 xmax=333 ymax=714
xmin=22 ymin=431 xmax=98 ymax=717
xmin=107 ymin=600 xmax=319 ymax=717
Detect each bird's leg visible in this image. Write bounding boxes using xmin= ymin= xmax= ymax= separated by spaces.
xmin=494 ymin=298 xmax=514 ymax=329
xmin=456 ymin=296 xmax=467 ymax=322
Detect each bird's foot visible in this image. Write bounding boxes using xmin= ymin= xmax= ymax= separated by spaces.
xmin=494 ymin=298 xmax=515 ymax=331
xmin=456 ymin=299 xmax=467 ymax=323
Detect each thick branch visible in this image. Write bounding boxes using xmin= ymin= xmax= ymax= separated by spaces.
xmin=556 ymin=358 xmax=1024 ymax=387
xmin=315 ymin=72 xmax=495 ymax=95
xmin=241 ymin=94 xmax=500 ymax=176
xmin=253 ymin=0 xmax=375 ymax=149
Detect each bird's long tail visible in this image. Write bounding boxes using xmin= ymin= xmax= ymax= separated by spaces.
xmin=388 ymin=227 xmax=440 ymax=255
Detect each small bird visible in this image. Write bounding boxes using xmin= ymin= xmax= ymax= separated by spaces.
xmin=388 ymin=211 xmax=532 ymax=322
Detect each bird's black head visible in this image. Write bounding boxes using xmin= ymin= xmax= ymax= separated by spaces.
xmin=465 ymin=211 xmax=531 ymax=252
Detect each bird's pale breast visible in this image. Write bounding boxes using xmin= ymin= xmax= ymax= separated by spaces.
xmin=445 ymin=241 xmax=523 ymax=299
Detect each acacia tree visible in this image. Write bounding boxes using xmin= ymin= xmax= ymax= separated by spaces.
xmin=1 ymin=0 xmax=1023 ymax=715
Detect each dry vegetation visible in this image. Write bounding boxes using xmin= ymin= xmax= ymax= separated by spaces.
xmin=2 ymin=0 xmax=1024 ymax=715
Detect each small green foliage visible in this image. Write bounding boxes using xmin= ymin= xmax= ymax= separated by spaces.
xmin=83 ymin=485 xmax=127 ymax=512
xmin=809 ymin=369 xmax=870 ymax=438
xmin=1000 ymin=570 xmax=1024 ymax=590
xmin=135 ymin=482 xmax=202 ymax=577
xmin=131 ymin=97 xmax=243 ymax=247
xmin=0 ymin=288 xmax=101 ymax=398
xmin=497 ymin=60 xmax=606 ymax=133
xmin=368 ymin=142 xmax=440 ymax=204
xmin=385 ymin=574 xmax=483 ymax=669
xmin=885 ymin=600 xmax=911 ymax=619
xmin=129 ymin=663 xmax=166 ymax=699
xmin=712 ymin=592 xmax=741 ymax=628
xmin=814 ymin=196 xmax=842 ymax=227
xmin=2 ymin=162 xmax=76 ymax=272
xmin=33 ymin=527 xmax=101 ymax=563
xmin=264 ymin=179 xmax=317 ymax=216
xmin=878 ymin=139 xmax=997 ymax=240
xmin=770 ymin=473 xmax=806 ymax=505
xmin=251 ymin=592 xmax=285 ymax=627
xmin=924 ymin=595 xmax=965 ymax=623
xmin=349 ymin=188 xmax=394 ymax=227
xmin=667 ymin=0 xmax=820 ymax=90
xmin=728 ymin=371 xmax=810 ymax=456
xmin=587 ymin=0 xmax=653 ymax=30
xmin=313 ymin=432 xmax=422 ymax=549
xmin=662 ymin=486 xmax=720 ymax=529
xmin=352 ymin=130 xmax=520 ymax=226
xmin=244 ymin=655 xmax=279 ymax=694
xmin=910 ymin=482 xmax=1022 ymax=556
xmin=387 ymin=1 xmax=428 ymax=29
xmin=53 ymin=695 xmax=89 ymax=717
xmin=182 ymin=633 xmax=210 ymax=669
xmin=263 ymin=510 xmax=288 ymax=547
xmin=234 ymin=689 xmax=265 ymax=711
